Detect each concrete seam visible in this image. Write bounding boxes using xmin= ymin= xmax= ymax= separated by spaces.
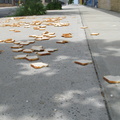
xmin=78 ymin=5 xmax=112 ymax=120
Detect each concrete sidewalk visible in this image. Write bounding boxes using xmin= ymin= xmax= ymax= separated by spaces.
xmin=0 ymin=5 xmax=109 ymax=120
xmin=79 ymin=5 xmax=120 ymax=120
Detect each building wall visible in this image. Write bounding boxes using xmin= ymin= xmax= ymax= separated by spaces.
xmin=111 ymin=0 xmax=120 ymax=12
xmin=98 ymin=0 xmax=111 ymax=10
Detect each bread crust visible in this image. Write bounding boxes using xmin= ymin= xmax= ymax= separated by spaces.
xmin=103 ymin=76 xmax=120 ymax=84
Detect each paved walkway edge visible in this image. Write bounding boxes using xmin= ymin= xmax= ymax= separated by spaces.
xmin=79 ymin=5 xmax=113 ymax=120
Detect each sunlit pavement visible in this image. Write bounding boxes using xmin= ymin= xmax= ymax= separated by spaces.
xmin=0 ymin=5 xmax=110 ymax=120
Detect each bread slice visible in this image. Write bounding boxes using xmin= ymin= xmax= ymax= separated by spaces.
xmin=11 ymin=45 xmax=23 ymax=49
xmin=14 ymin=54 xmax=28 ymax=59
xmin=80 ymin=26 xmax=88 ymax=29
xmin=90 ymin=33 xmax=99 ymax=36
xmin=19 ymin=41 xmax=30 ymax=45
xmin=30 ymin=62 xmax=49 ymax=69
xmin=41 ymin=37 xmax=50 ymax=40
xmin=23 ymin=49 xmax=33 ymax=53
xmin=12 ymin=48 xmax=23 ymax=52
xmin=45 ymin=48 xmax=58 ymax=52
xmin=28 ymin=40 xmax=35 ymax=44
xmin=0 ymin=50 xmax=4 ymax=53
xmin=31 ymin=46 xmax=44 ymax=52
xmin=14 ymin=41 xmax=21 ymax=44
xmin=26 ymin=55 xmax=39 ymax=61
xmin=0 ymin=40 xmax=3 ymax=43
xmin=56 ymin=40 xmax=68 ymax=44
xmin=14 ymin=30 xmax=21 ymax=32
xmin=103 ymin=75 xmax=120 ymax=84
xmin=61 ymin=33 xmax=72 ymax=38
xmin=4 ymin=39 xmax=15 ymax=43
xmin=29 ymin=35 xmax=37 ymax=38
xmin=37 ymin=51 xmax=51 ymax=56
xmin=74 ymin=60 xmax=92 ymax=66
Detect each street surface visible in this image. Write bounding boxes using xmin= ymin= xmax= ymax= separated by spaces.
xmin=1 ymin=4 xmax=120 ymax=120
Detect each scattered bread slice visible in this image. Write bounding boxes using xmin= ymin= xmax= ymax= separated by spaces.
xmin=11 ymin=45 xmax=23 ymax=49
xmin=90 ymin=33 xmax=99 ymax=36
xmin=0 ymin=40 xmax=3 ymax=43
xmin=31 ymin=46 xmax=44 ymax=52
xmin=14 ymin=54 xmax=28 ymax=59
xmin=61 ymin=33 xmax=72 ymax=38
xmin=14 ymin=41 xmax=21 ymax=44
xmin=4 ymin=39 xmax=15 ymax=43
xmin=23 ymin=49 xmax=33 ymax=53
xmin=26 ymin=55 xmax=39 ymax=61
xmin=74 ymin=60 xmax=92 ymax=66
xmin=28 ymin=40 xmax=35 ymax=44
xmin=103 ymin=75 xmax=120 ymax=84
xmin=0 ymin=50 xmax=4 ymax=53
xmin=37 ymin=51 xmax=51 ymax=56
xmin=30 ymin=62 xmax=49 ymax=69
xmin=12 ymin=48 xmax=23 ymax=52
xmin=56 ymin=40 xmax=68 ymax=44
xmin=45 ymin=48 xmax=58 ymax=52
xmin=80 ymin=26 xmax=88 ymax=29
xmin=19 ymin=41 xmax=30 ymax=45
xmin=41 ymin=37 xmax=50 ymax=40
xmin=29 ymin=35 xmax=37 ymax=38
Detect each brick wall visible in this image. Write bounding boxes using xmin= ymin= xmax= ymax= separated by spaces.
xmin=98 ymin=0 xmax=111 ymax=10
xmin=111 ymin=0 xmax=120 ymax=12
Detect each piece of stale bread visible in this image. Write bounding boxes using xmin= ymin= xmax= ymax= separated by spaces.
xmin=9 ymin=29 xmax=15 ymax=31
xmin=37 ymin=51 xmax=51 ymax=56
xmin=74 ymin=60 xmax=92 ymax=66
xmin=11 ymin=45 xmax=23 ymax=48
xmin=14 ymin=54 xmax=28 ymax=59
xmin=80 ymin=26 xmax=88 ymax=29
xmin=103 ymin=75 xmax=120 ymax=84
xmin=26 ymin=55 xmax=39 ymax=61
xmin=30 ymin=62 xmax=49 ymax=69
xmin=35 ymin=38 xmax=42 ymax=41
xmin=12 ymin=48 xmax=23 ymax=52
xmin=23 ymin=49 xmax=33 ymax=53
xmin=31 ymin=46 xmax=44 ymax=52
xmin=29 ymin=35 xmax=37 ymax=38
xmin=45 ymin=48 xmax=58 ymax=52
xmin=41 ymin=37 xmax=50 ymax=40
xmin=0 ymin=50 xmax=4 ymax=53
xmin=28 ymin=40 xmax=35 ymax=44
xmin=0 ymin=40 xmax=3 ymax=43
xmin=4 ymin=39 xmax=15 ymax=43
xmin=90 ymin=33 xmax=99 ymax=36
xmin=14 ymin=30 xmax=21 ymax=32
xmin=14 ymin=41 xmax=21 ymax=44
xmin=19 ymin=41 xmax=30 ymax=45
xmin=56 ymin=40 xmax=68 ymax=44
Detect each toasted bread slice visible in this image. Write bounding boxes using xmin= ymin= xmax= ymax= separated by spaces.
xmin=90 ymin=33 xmax=99 ymax=36
xmin=30 ymin=62 xmax=49 ymax=69
xmin=14 ymin=54 xmax=28 ymax=59
xmin=35 ymin=38 xmax=43 ymax=41
xmin=23 ymin=49 xmax=33 ymax=53
xmin=0 ymin=40 xmax=3 ymax=43
xmin=45 ymin=48 xmax=58 ymax=52
xmin=29 ymin=35 xmax=37 ymax=38
xmin=11 ymin=45 xmax=23 ymax=49
xmin=80 ymin=26 xmax=88 ymax=29
xmin=4 ymin=39 xmax=15 ymax=43
xmin=12 ymin=48 xmax=23 ymax=52
xmin=56 ymin=40 xmax=68 ymax=44
xmin=28 ymin=40 xmax=35 ymax=44
xmin=37 ymin=51 xmax=51 ymax=56
xmin=103 ymin=75 xmax=120 ymax=84
xmin=14 ymin=30 xmax=21 ymax=32
xmin=0 ymin=50 xmax=4 ymax=53
xmin=26 ymin=55 xmax=39 ymax=61
xmin=19 ymin=41 xmax=30 ymax=45
xmin=14 ymin=41 xmax=21 ymax=44
xmin=31 ymin=46 xmax=44 ymax=52
xmin=74 ymin=60 xmax=92 ymax=66
xmin=41 ymin=37 xmax=50 ymax=40
xmin=61 ymin=33 xmax=72 ymax=38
